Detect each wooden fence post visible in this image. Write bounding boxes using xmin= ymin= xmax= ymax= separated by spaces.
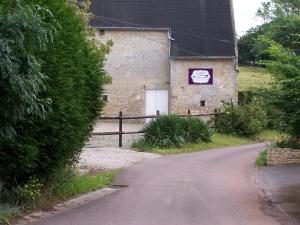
xmin=119 ymin=111 xmax=123 ymax=148
xmin=188 ymin=109 xmax=191 ymax=116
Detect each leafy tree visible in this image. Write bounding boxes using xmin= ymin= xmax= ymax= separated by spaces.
xmin=257 ymin=0 xmax=300 ymax=21
xmin=0 ymin=0 xmax=111 ymax=188
xmin=238 ymin=0 xmax=300 ymax=65
xmin=258 ymin=36 xmax=300 ymax=139
xmin=0 ymin=1 xmax=55 ymax=139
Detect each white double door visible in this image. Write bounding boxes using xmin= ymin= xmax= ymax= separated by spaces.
xmin=146 ymin=90 xmax=169 ymax=117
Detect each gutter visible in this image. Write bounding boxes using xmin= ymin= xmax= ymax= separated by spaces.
xmin=92 ymin=26 xmax=171 ymax=32
xmin=171 ymin=56 xmax=237 ymax=60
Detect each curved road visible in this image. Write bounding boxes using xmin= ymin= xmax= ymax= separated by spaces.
xmin=32 ymin=144 xmax=287 ymax=225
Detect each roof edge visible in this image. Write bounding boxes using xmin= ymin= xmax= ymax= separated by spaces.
xmin=171 ymin=56 xmax=237 ymax=60
xmin=92 ymin=26 xmax=171 ymax=32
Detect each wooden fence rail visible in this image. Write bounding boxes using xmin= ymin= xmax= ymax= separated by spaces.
xmin=93 ymin=110 xmax=222 ymax=147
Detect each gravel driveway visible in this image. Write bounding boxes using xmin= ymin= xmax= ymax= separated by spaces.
xmin=78 ymin=122 xmax=159 ymax=170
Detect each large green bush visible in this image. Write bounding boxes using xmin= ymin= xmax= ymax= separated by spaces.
xmin=142 ymin=115 xmax=211 ymax=148
xmin=239 ymin=90 xmax=286 ymax=131
xmin=143 ymin=115 xmax=185 ymax=148
xmin=0 ymin=0 xmax=109 ymax=188
xmin=214 ymin=104 xmax=268 ymax=137
xmin=0 ymin=0 xmax=55 ymax=139
xmin=181 ymin=117 xmax=212 ymax=143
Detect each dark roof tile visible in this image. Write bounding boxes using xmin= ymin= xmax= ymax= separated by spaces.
xmin=90 ymin=0 xmax=236 ymax=58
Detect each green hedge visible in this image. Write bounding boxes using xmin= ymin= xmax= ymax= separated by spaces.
xmin=0 ymin=1 xmax=108 ymax=189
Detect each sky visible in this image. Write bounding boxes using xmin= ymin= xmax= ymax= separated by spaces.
xmin=233 ymin=0 xmax=267 ymax=36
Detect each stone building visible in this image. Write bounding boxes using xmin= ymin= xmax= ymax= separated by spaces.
xmin=90 ymin=0 xmax=238 ymax=116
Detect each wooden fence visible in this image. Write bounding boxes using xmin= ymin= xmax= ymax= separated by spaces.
xmin=92 ymin=110 xmax=222 ymax=147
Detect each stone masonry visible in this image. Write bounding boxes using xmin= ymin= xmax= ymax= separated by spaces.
xmin=268 ymin=148 xmax=300 ymax=166
xmin=170 ymin=58 xmax=238 ymax=115
xmin=96 ymin=29 xmax=238 ymax=117
xmin=97 ymin=29 xmax=170 ymax=117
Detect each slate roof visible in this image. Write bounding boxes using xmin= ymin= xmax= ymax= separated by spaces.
xmin=89 ymin=0 xmax=236 ymax=58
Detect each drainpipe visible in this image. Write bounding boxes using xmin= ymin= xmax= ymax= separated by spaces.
xmin=168 ymin=29 xmax=174 ymax=114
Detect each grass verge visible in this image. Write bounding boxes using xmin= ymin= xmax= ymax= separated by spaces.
xmin=51 ymin=170 xmax=117 ymax=200
xmin=133 ymin=130 xmax=284 ymax=155
xmin=0 ymin=205 xmax=20 ymax=225
xmin=0 ymin=170 xmax=118 ymax=224
xmin=256 ymin=150 xmax=268 ymax=166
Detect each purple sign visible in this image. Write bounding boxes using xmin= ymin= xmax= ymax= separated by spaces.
xmin=189 ymin=68 xmax=213 ymax=85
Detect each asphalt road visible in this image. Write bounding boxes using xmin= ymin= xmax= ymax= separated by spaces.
xmin=31 ymin=144 xmax=287 ymax=225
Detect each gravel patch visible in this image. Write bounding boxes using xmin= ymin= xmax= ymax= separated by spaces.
xmin=78 ymin=122 xmax=159 ymax=170
xmin=79 ymin=147 xmax=160 ymax=170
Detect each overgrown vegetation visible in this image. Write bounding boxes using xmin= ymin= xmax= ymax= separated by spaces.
xmin=0 ymin=0 xmax=111 ymax=199
xmin=255 ymin=150 xmax=268 ymax=166
xmin=0 ymin=170 xmax=117 ymax=224
xmin=141 ymin=115 xmax=212 ymax=148
xmin=238 ymin=0 xmax=299 ymax=149
xmin=262 ymin=39 xmax=300 ymax=141
xmin=214 ymin=103 xmax=268 ymax=137
xmin=276 ymin=137 xmax=300 ymax=150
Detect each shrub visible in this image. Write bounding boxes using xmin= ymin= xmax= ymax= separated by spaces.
xmin=255 ymin=150 xmax=268 ymax=166
xmin=276 ymin=137 xmax=300 ymax=149
xmin=215 ymin=103 xmax=268 ymax=137
xmin=14 ymin=178 xmax=43 ymax=208
xmin=181 ymin=117 xmax=212 ymax=143
xmin=143 ymin=115 xmax=186 ymax=148
xmin=251 ymin=89 xmax=287 ymax=131
xmin=0 ymin=1 xmax=110 ymax=189
xmin=142 ymin=115 xmax=211 ymax=148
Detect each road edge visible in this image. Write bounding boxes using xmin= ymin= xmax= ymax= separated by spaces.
xmin=14 ymin=188 xmax=119 ymax=225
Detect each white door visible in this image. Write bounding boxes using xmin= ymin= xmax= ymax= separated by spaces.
xmin=146 ymin=90 xmax=169 ymax=119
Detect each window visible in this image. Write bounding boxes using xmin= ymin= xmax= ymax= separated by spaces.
xmin=200 ymin=100 xmax=206 ymax=107
xmin=98 ymin=29 xmax=105 ymax=36
xmin=103 ymin=94 xmax=108 ymax=102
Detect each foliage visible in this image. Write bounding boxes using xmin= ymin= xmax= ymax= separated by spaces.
xmin=257 ymin=0 xmax=300 ymax=21
xmin=258 ymin=37 xmax=300 ymax=138
xmin=51 ymin=170 xmax=116 ymax=200
xmin=238 ymin=25 xmax=269 ymax=66
xmin=276 ymin=137 xmax=300 ymax=149
xmin=14 ymin=178 xmax=43 ymax=208
xmin=0 ymin=204 xmax=20 ymax=225
xmin=181 ymin=117 xmax=212 ymax=143
xmin=133 ymin=130 xmax=285 ymax=155
xmin=142 ymin=115 xmax=186 ymax=148
xmin=238 ymin=0 xmax=300 ymax=65
xmin=0 ymin=170 xmax=117 ymax=224
xmin=0 ymin=0 xmax=110 ymax=189
xmin=257 ymin=129 xmax=288 ymax=142
xmin=214 ymin=103 xmax=268 ymax=137
xmin=141 ymin=115 xmax=211 ymax=148
xmin=133 ymin=133 xmax=255 ymax=154
xmin=255 ymin=150 xmax=268 ymax=166
xmin=0 ymin=0 xmax=55 ymax=139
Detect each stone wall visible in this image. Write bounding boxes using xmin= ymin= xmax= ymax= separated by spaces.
xmin=96 ymin=29 xmax=238 ymax=117
xmin=268 ymin=148 xmax=300 ymax=166
xmin=170 ymin=58 xmax=238 ymax=115
xmin=96 ymin=29 xmax=170 ymax=117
